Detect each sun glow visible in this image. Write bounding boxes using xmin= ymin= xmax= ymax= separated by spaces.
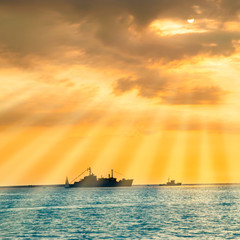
xmin=150 ymin=19 xmax=204 ymax=36
xmin=187 ymin=18 xmax=195 ymax=23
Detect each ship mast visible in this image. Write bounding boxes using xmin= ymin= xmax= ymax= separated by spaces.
xmin=88 ymin=167 xmax=92 ymax=176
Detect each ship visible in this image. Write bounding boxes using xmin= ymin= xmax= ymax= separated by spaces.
xmin=65 ymin=168 xmax=133 ymax=188
xmin=159 ymin=178 xmax=182 ymax=186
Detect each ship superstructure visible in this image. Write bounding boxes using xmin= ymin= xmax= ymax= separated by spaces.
xmin=65 ymin=168 xmax=133 ymax=188
xmin=159 ymin=178 xmax=182 ymax=186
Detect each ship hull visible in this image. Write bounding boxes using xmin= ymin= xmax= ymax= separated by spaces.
xmin=68 ymin=179 xmax=133 ymax=188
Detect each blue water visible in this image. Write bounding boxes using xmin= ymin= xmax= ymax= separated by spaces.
xmin=0 ymin=186 xmax=239 ymax=239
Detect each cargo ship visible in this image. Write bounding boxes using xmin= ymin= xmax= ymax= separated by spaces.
xmin=159 ymin=178 xmax=182 ymax=186
xmin=65 ymin=168 xmax=133 ymax=188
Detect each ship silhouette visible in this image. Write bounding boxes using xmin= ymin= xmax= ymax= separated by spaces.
xmin=159 ymin=178 xmax=182 ymax=186
xmin=65 ymin=168 xmax=133 ymax=188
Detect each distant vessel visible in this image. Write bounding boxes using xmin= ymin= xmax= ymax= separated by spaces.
xmin=65 ymin=168 xmax=133 ymax=188
xmin=159 ymin=178 xmax=182 ymax=186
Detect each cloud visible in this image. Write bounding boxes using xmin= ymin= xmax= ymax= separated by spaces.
xmin=0 ymin=82 xmax=99 ymax=126
xmin=114 ymin=71 xmax=228 ymax=105
xmin=0 ymin=0 xmax=237 ymax=108
xmin=114 ymin=70 xmax=169 ymax=98
xmin=162 ymin=86 xmax=228 ymax=105
xmin=0 ymin=0 xmax=240 ymax=68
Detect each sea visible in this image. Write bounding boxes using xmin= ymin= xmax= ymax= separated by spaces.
xmin=0 ymin=185 xmax=239 ymax=239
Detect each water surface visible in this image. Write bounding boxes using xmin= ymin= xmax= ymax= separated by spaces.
xmin=0 ymin=186 xmax=239 ymax=239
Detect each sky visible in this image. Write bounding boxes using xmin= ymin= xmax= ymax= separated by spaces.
xmin=1 ymin=0 xmax=240 ymax=185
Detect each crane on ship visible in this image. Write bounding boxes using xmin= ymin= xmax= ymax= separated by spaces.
xmin=65 ymin=167 xmax=92 ymax=187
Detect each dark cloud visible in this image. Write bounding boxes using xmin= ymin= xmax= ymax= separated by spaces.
xmin=114 ymin=72 xmax=228 ymax=105
xmin=162 ymin=86 xmax=228 ymax=105
xmin=114 ymin=70 xmax=169 ymax=98
xmin=0 ymin=0 xmax=237 ymax=106
xmin=0 ymin=0 xmax=233 ymax=25
xmin=0 ymin=0 xmax=240 ymax=67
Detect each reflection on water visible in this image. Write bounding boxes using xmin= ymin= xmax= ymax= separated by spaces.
xmin=0 ymin=186 xmax=240 ymax=239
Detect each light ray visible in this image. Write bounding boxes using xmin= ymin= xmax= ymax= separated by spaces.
xmin=148 ymin=131 xmax=174 ymax=184
xmin=0 ymin=98 xmax=111 ymax=185
xmin=198 ymin=119 xmax=215 ymax=183
xmin=158 ymin=117 xmax=188 ymax=184
xmin=182 ymin=129 xmax=201 ymax=183
xmin=124 ymin=110 xmax=168 ymax=184
xmin=110 ymin=129 xmax=147 ymax=180
xmin=0 ymin=92 xmax=76 ymax=151
xmin=0 ymin=85 xmax=40 ymax=115
xmin=41 ymin=105 xmax=121 ymax=183
xmin=91 ymin=112 xmax=142 ymax=176
xmin=207 ymin=121 xmax=230 ymax=183
xmin=223 ymin=132 xmax=240 ymax=183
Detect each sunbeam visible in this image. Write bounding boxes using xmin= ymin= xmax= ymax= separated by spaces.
xmin=42 ymin=105 xmax=123 ymax=183
xmin=91 ymin=112 xmax=143 ymax=176
xmin=0 ymin=81 xmax=44 ymax=116
xmin=124 ymin=110 xmax=168 ymax=183
xmin=198 ymin=119 xmax=215 ymax=183
xmin=0 ymin=89 xmax=76 ymax=151
xmin=0 ymin=93 xmax=110 ymax=184
xmin=158 ymin=114 xmax=189 ymax=184
xmin=207 ymin=122 xmax=230 ymax=183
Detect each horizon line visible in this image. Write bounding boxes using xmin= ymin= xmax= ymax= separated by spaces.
xmin=1 ymin=182 xmax=240 ymax=189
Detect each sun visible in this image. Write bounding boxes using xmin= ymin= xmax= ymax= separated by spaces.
xmin=187 ymin=18 xmax=195 ymax=23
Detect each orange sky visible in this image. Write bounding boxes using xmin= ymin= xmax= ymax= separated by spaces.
xmin=1 ymin=0 xmax=240 ymax=185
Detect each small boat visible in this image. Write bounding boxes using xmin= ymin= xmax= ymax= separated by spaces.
xmin=159 ymin=178 xmax=182 ymax=186
xmin=65 ymin=168 xmax=133 ymax=188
